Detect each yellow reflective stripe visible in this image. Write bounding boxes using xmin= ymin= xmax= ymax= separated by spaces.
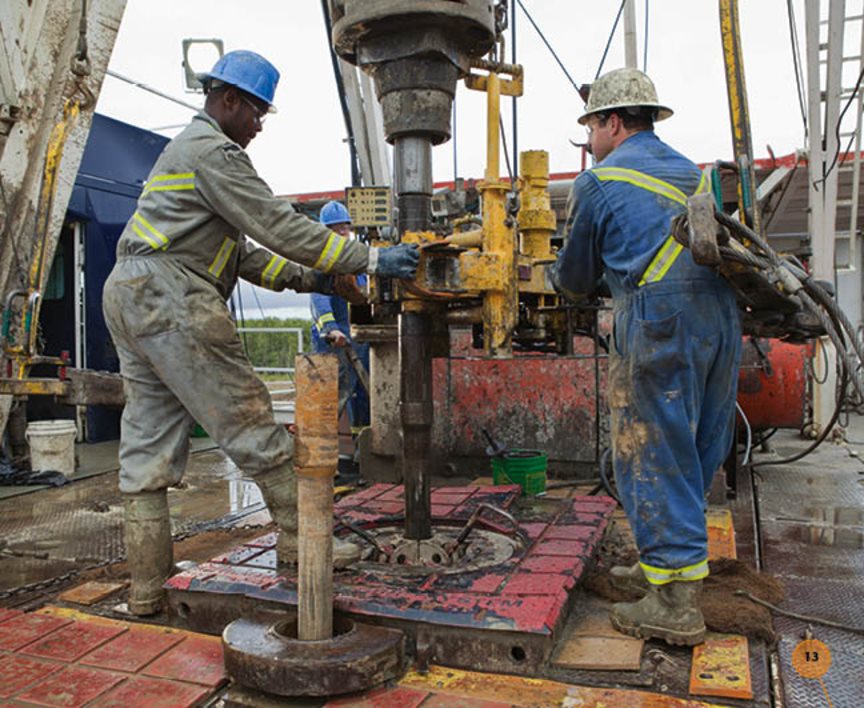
xmin=640 ymin=559 xmax=709 ymax=585
xmin=638 ymin=234 xmax=683 ymax=286
xmin=130 ymin=223 xmax=161 ymax=250
xmin=131 ymin=211 xmax=168 ymax=250
xmin=143 ymin=184 xmax=195 ymax=195
xmin=261 ymin=255 xmax=287 ymax=289
xmin=313 ymin=232 xmax=348 ymax=273
xmin=593 ymin=166 xmax=688 ymax=206
xmin=147 ymin=172 xmax=195 ymax=183
xmin=316 ymin=313 xmax=336 ymax=330
xmin=143 ymin=172 xmax=195 ymax=195
xmin=208 ymin=237 xmax=237 ymax=277
xmin=695 ymin=169 xmax=710 ymax=195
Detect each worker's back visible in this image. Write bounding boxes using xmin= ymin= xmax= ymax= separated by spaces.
xmin=579 ymin=130 xmax=714 ymax=297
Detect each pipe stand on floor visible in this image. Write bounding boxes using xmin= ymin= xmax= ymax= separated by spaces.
xmin=294 ymin=354 xmax=339 ymax=641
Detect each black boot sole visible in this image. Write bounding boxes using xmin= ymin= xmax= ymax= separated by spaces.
xmin=610 ymin=614 xmax=706 ymax=647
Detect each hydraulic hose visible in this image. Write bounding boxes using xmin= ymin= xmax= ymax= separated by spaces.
xmin=709 ymin=209 xmax=859 ymax=465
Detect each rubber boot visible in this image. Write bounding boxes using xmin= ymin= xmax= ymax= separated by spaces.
xmin=609 ymin=562 xmax=649 ymax=597
xmin=123 ymin=490 xmax=174 ymax=616
xmin=610 ymin=580 xmax=706 ymax=646
xmin=255 ymin=465 xmax=361 ymax=569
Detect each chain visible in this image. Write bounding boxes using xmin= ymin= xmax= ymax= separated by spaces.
xmin=0 ymin=510 xmax=267 ymax=601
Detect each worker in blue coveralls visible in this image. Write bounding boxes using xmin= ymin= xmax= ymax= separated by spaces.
xmin=550 ymin=68 xmax=742 ymax=646
xmin=310 ymin=201 xmax=370 ymax=435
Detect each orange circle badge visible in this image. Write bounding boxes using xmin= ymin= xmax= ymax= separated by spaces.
xmin=791 ymin=639 xmax=832 ymax=679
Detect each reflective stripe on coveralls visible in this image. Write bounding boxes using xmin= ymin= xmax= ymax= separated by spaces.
xmin=315 ymin=312 xmax=336 ymax=330
xmin=208 ymin=237 xmax=237 ymax=277
xmin=641 ymin=559 xmax=709 ymax=585
xmin=592 ymin=167 xmax=711 ymax=287
xmin=130 ymin=211 xmax=169 ymax=251
xmin=142 ymin=172 xmax=195 ymax=196
xmin=313 ymin=232 xmax=348 ymax=272
xmin=261 ymin=255 xmax=288 ymax=289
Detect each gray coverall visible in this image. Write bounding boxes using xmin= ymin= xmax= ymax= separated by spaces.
xmin=103 ymin=111 xmax=373 ymax=494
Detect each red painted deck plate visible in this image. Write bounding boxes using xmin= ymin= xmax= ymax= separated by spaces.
xmin=81 ymin=626 xmax=184 ymax=673
xmin=0 ymin=613 xmax=72 ymax=652
xmin=1 ymin=609 xmax=226 ymax=707
xmin=0 ymin=653 xmax=63 ymax=698
xmin=22 ymin=620 xmax=127 ymax=662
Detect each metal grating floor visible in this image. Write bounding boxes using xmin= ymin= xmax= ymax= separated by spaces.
xmin=754 ymin=425 xmax=864 ymax=706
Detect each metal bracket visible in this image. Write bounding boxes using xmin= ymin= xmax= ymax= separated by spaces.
xmin=685 ymin=193 xmax=723 ymax=266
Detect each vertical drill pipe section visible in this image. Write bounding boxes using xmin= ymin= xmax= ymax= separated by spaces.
xmin=480 ymin=71 xmax=517 ymax=356
xmin=395 ymin=136 xmax=434 ymax=539
xmin=400 ymin=309 xmax=433 ymax=540
xmin=394 ymin=136 xmax=433 ymax=233
xmin=294 ymin=354 xmax=339 ymax=641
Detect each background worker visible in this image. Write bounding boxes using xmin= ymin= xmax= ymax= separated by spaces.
xmin=550 ymin=67 xmax=742 ymax=646
xmin=102 ymin=49 xmax=419 ymax=616
xmin=310 ymin=201 xmax=370 ymax=437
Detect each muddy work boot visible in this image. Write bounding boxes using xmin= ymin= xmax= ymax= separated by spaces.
xmin=123 ymin=490 xmax=174 ymax=616
xmin=610 ymin=580 xmax=706 ymax=646
xmin=256 ymin=466 xmax=361 ymax=570
xmin=255 ymin=466 xmax=298 ymax=565
xmin=609 ymin=562 xmax=650 ymax=597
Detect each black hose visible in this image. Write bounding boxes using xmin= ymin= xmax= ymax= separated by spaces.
xmin=711 ymin=209 xmax=859 ymax=467
xmin=753 ymin=306 xmax=850 ymax=469
xmin=598 ymin=447 xmax=619 ymax=503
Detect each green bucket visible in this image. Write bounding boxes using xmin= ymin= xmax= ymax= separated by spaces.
xmin=491 ymin=449 xmax=547 ymax=496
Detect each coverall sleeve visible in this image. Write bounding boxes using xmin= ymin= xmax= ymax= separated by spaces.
xmin=310 ymin=293 xmax=341 ymax=335
xmin=237 ymin=238 xmax=330 ymax=293
xmin=549 ymin=173 xmax=605 ymax=298
xmin=195 ymin=143 xmax=371 ymax=274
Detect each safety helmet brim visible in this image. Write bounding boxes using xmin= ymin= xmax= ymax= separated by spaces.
xmin=577 ymin=103 xmax=673 ymax=125
xmin=200 ymin=72 xmax=278 ymax=113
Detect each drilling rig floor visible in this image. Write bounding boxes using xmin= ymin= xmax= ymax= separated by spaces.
xmin=1 ymin=416 xmax=863 ymax=705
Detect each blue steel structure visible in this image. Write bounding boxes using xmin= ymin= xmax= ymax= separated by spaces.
xmin=35 ymin=114 xmax=168 ymax=442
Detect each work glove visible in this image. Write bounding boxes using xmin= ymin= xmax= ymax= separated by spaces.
xmin=372 ymin=243 xmax=420 ymax=279
xmin=324 ymin=329 xmax=349 ymax=348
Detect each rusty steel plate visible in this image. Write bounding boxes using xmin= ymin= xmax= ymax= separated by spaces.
xmin=223 ymin=614 xmax=405 ymax=697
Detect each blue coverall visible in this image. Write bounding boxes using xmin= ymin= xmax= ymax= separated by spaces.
xmin=310 ymin=277 xmax=370 ymax=429
xmin=551 ymin=130 xmax=742 ymax=585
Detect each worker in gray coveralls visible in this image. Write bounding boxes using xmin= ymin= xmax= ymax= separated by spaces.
xmin=102 ymin=50 xmax=419 ymax=616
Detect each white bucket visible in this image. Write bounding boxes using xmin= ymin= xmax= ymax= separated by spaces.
xmin=25 ymin=420 xmax=77 ymax=478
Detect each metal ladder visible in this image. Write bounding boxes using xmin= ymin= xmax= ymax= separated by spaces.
xmin=806 ymin=0 xmax=864 ymax=427
xmin=807 ymin=0 xmax=864 ymax=300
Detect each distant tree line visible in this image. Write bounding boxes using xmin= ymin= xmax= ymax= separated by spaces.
xmin=236 ymin=317 xmax=311 ymax=374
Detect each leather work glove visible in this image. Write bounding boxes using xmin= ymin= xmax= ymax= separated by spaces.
xmin=324 ymin=330 xmax=349 ymax=348
xmin=373 ymin=243 xmax=420 ymax=279
xmin=333 ymin=274 xmax=367 ymax=305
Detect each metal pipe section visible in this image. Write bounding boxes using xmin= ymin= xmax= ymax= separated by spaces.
xmin=394 ymin=136 xmax=433 ymax=233
xmin=394 ymin=136 xmax=434 ymax=539
xmin=399 ymin=309 xmax=433 ymax=539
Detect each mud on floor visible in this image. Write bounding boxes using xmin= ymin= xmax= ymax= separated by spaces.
xmin=74 ymin=524 xmax=275 ymax=586
xmin=586 ymin=554 xmax=785 ymax=643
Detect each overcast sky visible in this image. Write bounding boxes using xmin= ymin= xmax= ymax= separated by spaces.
xmin=96 ymin=1 xmax=818 ymax=319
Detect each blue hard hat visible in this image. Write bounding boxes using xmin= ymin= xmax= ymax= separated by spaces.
xmin=202 ymin=50 xmax=280 ymax=112
xmin=320 ymin=201 xmax=352 ymax=226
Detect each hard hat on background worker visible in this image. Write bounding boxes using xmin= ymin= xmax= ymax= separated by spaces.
xmin=320 ymin=201 xmax=352 ymax=227
xmin=200 ymin=50 xmax=280 ymax=113
xmin=577 ymin=67 xmax=673 ymax=125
